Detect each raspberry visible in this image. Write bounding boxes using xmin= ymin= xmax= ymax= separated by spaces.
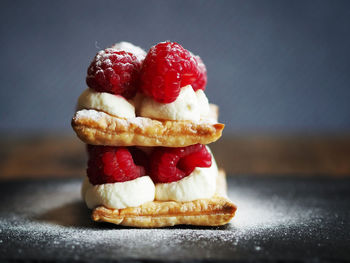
xmin=140 ymin=42 xmax=200 ymax=103
xmin=109 ymin=41 xmax=147 ymax=62
xmin=191 ymin=56 xmax=207 ymax=91
xmin=150 ymin=144 xmax=212 ymax=183
xmin=86 ymin=49 xmax=141 ymax=99
xmin=129 ymin=147 xmax=151 ymax=175
xmin=87 ymin=145 xmax=145 ymax=185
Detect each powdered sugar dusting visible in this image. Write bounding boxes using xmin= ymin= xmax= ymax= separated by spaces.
xmin=231 ymin=187 xmax=314 ymax=230
xmin=110 ymin=41 xmax=146 ymax=61
xmin=75 ymin=109 xmax=155 ymax=128
xmin=75 ymin=109 xmax=105 ymax=122
xmin=128 ymin=116 xmax=155 ymax=127
xmin=0 ymin=177 xmax=335 ymax=261
xmin=93 ymin=49 xmax=136 ymax=68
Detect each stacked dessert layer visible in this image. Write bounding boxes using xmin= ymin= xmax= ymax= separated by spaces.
xmin=72 ymin=41 xmax=236 ymax=227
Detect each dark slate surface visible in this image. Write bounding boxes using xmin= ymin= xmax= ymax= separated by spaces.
xmin=0 ymin=176 xmax=349 ymax=262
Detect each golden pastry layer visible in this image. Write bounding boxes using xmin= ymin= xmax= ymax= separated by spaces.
xmin=91 ymin=170 xmax=236 ymax=227
xmin=92 ymin=196 xmax=235 ymax=227
xmin=72 ymin=107 xmax=224 ymax=147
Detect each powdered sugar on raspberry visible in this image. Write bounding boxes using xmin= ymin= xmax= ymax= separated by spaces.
xmin=94 ymin=49 xmax=133 ymax=67
xmin=110 ymin=41 xmax=146 ymax=61
xmin=86 ymin=49 xmax=141 ymax=98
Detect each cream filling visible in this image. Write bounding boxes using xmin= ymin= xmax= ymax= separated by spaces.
xmin=77 ymin=88 xmax=135 ymax=118
xmin=155 ymin=149 xmax=218 ymax=202
xmin=139 ymin=85 xmax=210 ymax=121
xmin=77 ymin=85 xmax=211 ymax=122
xmin=81 ymin=176 xmax=155 ymax=209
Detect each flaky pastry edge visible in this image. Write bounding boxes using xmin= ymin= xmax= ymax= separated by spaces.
xmin=71 ymin=104 xmax=224 ymax=147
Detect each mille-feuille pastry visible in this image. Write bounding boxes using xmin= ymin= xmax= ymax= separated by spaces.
xmin=72 ymin=41 xmax=236 ymax=227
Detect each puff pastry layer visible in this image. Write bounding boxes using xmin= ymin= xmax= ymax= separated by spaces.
xmin=91 ymin=171 xmax=236 ymax=227
xmin=71 ymin=107 xmax=224 ymax=147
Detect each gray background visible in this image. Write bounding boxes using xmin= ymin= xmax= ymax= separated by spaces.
xmin=1 ymin=0 xmax=350 ymax=134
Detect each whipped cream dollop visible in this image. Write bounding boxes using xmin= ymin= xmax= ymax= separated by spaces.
xmin=139 ymin=85 xmax=210 ymax=121
xmin=155 ymin=149 xmax=218 ymax=202
xmin=110 ymin=41 xmax=146 ymax=61
xmin=82 ymin=176 xmax=155 ymax=209
xmin=77 ymin=88 xmax=135 ymax=118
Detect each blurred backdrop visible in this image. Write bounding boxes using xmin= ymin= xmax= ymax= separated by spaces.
xmin=1 ymin=0 xmax=350 ymax=134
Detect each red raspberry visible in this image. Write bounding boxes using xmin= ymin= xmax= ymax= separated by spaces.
xmin=140 ymin=42 xmax=200 ymax=103
xmin=191 ymin=56 xmax=207 ymax=91
xmin=87 ymin=145 xmax=145 ymax=185
xmin=129 ymin=147 xmax=151 ymax=175
xmin=86 ymin=49 xmax=141 ymax=99
xmin=150 ymin=144 xmax=212 ymax=183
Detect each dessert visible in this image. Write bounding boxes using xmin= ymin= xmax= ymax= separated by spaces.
xmin=72 ymin=41 xmax=236 ymax=227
